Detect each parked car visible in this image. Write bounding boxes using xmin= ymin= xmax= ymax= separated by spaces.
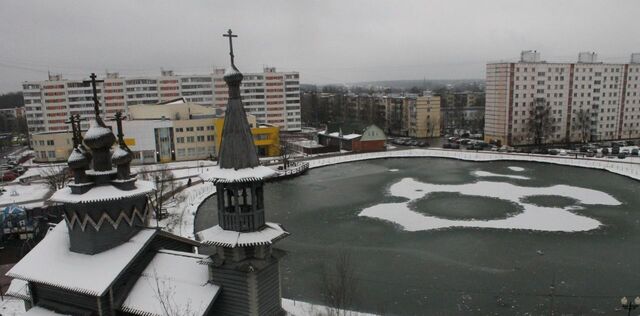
xmin=548 ymin=149 xmax=559 ymax=155
xmin=2 ymin=173 xmax=16 ymax=181
xmin=625 ymin=140 xmax=635 ymax=146
xmin=601 ymin=148 xmax=609 ymax=155
xmin=617 ymin=153 xmax=627 ymax=159
xmin=632 ymin=148 xmax=639 ymax=156
xmin=417 ymin=141 xmax=428 ymax=147
xmin=442 ymin=143 xmax=452 ymax=149
xmin=450 ymin=143 xmax=460 ymax=149
xmin=586 ymin=151 xmax=596 ymax=157
xmin=612 ymin=147 xmax=620 ymax=155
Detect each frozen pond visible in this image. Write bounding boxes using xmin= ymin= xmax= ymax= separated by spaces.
xmin=195 ymin=158 xmax=640 ymax=315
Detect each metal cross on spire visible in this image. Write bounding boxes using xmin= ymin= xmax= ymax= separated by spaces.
xmin=223 ymin=29 xmax=238 ymax=68
xmin=82 ymin=73 xmax=104 ymax=120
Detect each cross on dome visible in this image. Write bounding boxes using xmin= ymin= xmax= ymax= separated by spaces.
xmin=223 ymin=29 xmax=238 ymax=68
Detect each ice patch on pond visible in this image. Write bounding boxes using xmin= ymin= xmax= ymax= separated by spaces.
xmin=508 ymin=166 xmax=525 ymax=172
xmin=359 ymin=178 xmax=620 ymax=232
xmin=472 ymin=170 xmax=530 ymax=180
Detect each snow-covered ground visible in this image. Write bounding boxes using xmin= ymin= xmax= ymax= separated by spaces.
xmin=307 ymin=149 xmax=640 ymax=181
xmin=0 ymin=298 xmax=26 ymax=316
xmin=0 ymin=183 xmax=49 ymax=207
xmin=0 ymin=297 xmax=376 ymax=316
xmin=282 ymin=299 xmax=377 ymax=316
xmin=159 ymin=182 xmax=216 ymax=239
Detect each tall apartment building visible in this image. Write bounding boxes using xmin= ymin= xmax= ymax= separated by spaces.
xmin=410 ymin=95 xmax=441 ymax=138
xmin=22 ymin=68 xmax=301 ymax=133
xmin=213 ymin=67 xmax=301 ymax=131
xmin=485 ymin=51 xmax=640 ymax=146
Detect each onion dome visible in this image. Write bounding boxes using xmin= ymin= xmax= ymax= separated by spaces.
xmin=223 ymin=66 xmax=243 ymax=85
xmin=84 ymin=119 xmax=116 ymax=150
xmin=68 ymin=147 xmax=90 ymax=169
xmin=112 ymin=147 xmax=132 ymax=166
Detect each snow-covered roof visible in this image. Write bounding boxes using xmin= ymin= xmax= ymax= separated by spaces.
xmin=197 ymin=223 xmax=289 ymax=248
xmin=223 ymin=67 xmax=242 ymax=78
xmin=49 ymin=180 xmax=154 ymax=204
xmin=67 ymin=149 xmax=87 ymax=163
xmin=83 ymin=119 xmax=112 ymax=141
xmin=120 ymin=250 xmax=220 ymax=316
xmin=24 ymin=307 xmax=70 ymax=316
xmin=320 ymin=132 xmax=361 ymax=140
xmin=6 ymin=278 xmax=29 ymax=300
xmin=343 ymin=133 xmax=361 ymax=140
xmin=7 ymin=222 xmax=156 ymax=296
xmin=112 ymin=147 xmax=131 ymax=161
xmin=199 ymin=165 xmax=276 ymax=183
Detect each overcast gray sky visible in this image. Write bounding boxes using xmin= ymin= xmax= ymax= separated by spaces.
xmin=1 ymin=0 xmax=639 ymax=93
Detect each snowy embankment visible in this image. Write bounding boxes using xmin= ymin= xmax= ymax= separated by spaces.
xmin=307 ymin=149 xmax=640 ymax=181
xmin=282 ymin=299 xmax=377 ymax=316
xmin=159 ymin=182 xmax=216 ymax=239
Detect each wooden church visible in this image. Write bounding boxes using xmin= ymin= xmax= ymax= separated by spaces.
xmin=5 ymin=30 xmax=288 ymax=316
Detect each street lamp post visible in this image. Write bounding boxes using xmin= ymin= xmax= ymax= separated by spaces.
xmin=621 ymin=296 xmax=640 ymax=316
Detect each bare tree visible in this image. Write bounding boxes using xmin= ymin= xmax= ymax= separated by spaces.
xmin=527 ymin=98 xmax=553 ymax=147
xmin=319 ymin=249 xmax=359 ymax=316
xmin=575 ymin=109 xmax=592 ymax=143
xmin=150 ymin=268 xmax=197 ymax=316
xmin=40 ymin=165 xmax=70 ymax=191
xmin=140 ymin=165 xmax=175 ymax=226
xmin=280 ymin=133 xmax=292 ymax=170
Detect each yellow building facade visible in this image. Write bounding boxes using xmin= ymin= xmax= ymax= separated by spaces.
xmin=213 ymin=118 xmax=280 ymax=157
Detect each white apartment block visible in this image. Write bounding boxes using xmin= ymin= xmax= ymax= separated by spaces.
xmin=22 ymin=67 xmax=301 ymax=133
xmin=213 ymin=67 xmax=301 ymax=131
xmin=485 ymin=51 xmax=640 ymax=146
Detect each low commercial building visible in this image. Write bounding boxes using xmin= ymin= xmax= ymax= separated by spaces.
xmin=31 ymin=99 xmax=280 ymax=163
xmin=317 ymin=125 xmax=386 ymax=153
xmin=213 ymin=116 xmax=280 ymax=157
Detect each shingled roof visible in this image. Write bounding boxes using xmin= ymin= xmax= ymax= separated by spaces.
xmin=217 ymin=97 xmax=260 ymax=170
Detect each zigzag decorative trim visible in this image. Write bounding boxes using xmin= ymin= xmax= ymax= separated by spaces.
xmin=65 ymin=206 xmax=148 ymax=232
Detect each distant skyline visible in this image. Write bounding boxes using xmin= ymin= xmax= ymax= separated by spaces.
xmin=1 ymin=0 xmax=639 ymax=93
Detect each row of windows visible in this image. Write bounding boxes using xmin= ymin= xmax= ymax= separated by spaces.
xmin=176 ymin=135 xmax=214 ymax=143
xmin=174 ymin=125 xmax=214 ymax=133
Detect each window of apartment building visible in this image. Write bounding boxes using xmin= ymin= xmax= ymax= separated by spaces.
xmin=197 ymin=135 xmax=205 ymax=142
xmin=177 ymin=149 xmax=185 ymax=157
xmin=206 ymin=135 xmax=213 ymax=141
xmin=177 ymin=137 xmax=185 ymax=143
xmin=206 ymin=125 xmax=214 ymax=130
xmin=175 ymin=127 xmax=184 ymax=132
xmin=186 ymin=127 xmax=194 ymax=132
xmin=187 ymin=148 xmax=196 ymax=156
xmin=196 ymin=126 xmax=204 ymax=131
xmin=186 ymin=136 xmax=195 ymax=143
xmin=46 ymin=140 xmax=54 ymax=146
xmin=48 ymin=151 xmax=55 ymax=158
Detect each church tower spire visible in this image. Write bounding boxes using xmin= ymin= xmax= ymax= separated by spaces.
xmin=197 ymin=29 xmax=288 ymax=316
